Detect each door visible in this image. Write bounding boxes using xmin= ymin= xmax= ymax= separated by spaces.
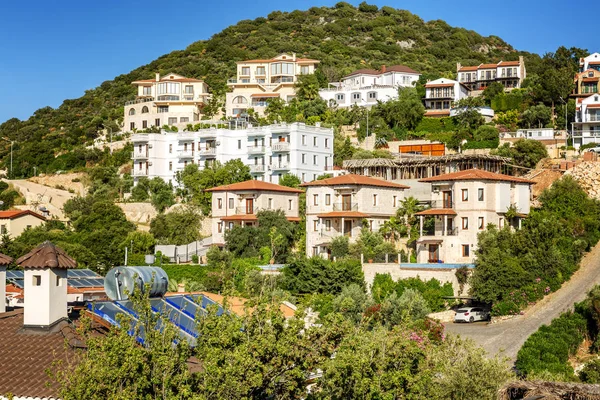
xmin=428 ymin=244 xmax=439 ymax=263
xmin=191 ymin=142 xmax=195 ymax=155
xmin=342 ymin=195 xmax=352 ymax=211
xmin=443 ymin=191 xmax=452 ymax=208
xmin=344 ymin=220 xmax=352 ymax=237
xmin=245 ymin=198 xmax=254 ymax=214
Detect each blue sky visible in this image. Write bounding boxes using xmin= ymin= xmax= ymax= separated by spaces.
xmin=0 ymin=0 xmax=595 ymax=123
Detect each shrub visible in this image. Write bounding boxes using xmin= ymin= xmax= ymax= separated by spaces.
xmin=580 ymin=359 xmax=600 ymax=383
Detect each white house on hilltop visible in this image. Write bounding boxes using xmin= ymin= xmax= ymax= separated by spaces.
xmin=423 ymin=78 xmax=469 ymax=117
xmin=572 ymin=94 xmax=600 ymax=149
xmin=124 ymin=73 xmax=211 ymax=132
xmin=319 ymin=65 xmax=421 ymax=108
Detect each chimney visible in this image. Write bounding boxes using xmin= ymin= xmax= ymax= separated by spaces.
xmin=292 ymin=53 xmax=296 ymax=61
xmin=155 ymin=73 xmax=160 ymax=82
xmin=381 ymin=64 xmax=386 ymax=73
xmin=17 ymin=242 xmax=76 ymax=329
xmin=457 ymin=62 xmax=462 ymax=73
xmin=0 ymin=253 xmax=13 ymax=314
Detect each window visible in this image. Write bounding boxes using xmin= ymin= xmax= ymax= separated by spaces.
xmin=169 ymin=144 xmax=173 ymax=154
xmin=56 ymin=276 xmax=61 ymax=287
xmin=256 ymin=66 xmax=265 ymax=75
xmin=301 ymin=65 xmax=310 ymax=75
xmin=232 ymin=96 xmax=247 ymax=104
xmin=238 ymin=140 xmax=242 ymax=149
xmin=499 ymin=218 xmax=504 ymax=228
xmin=312 ymin=247 xmax=318 ymax=256
xmin=313 ymin=137 xmax=318 ymax=147
xmin=155 ymin=118 xmax=160 ymax=126
xmin=302 ymin=135 xmax=307 ymax=145
xmin=128 ymin=108 xmax=136 ymax=116
xmin=33 ymin=275 xmax=41 ymax=286
xmin=373 ymin=194 xmax=377 ymax=206
xmin=478 ymin=217 xmax=484 ymax=230
xmin=313 ymin=194 xmax=319 ymax=206
xmin=228 ymin=222 xmax=234 ymax=230
xmin=142 ymin=86 xmax=152 ymax=96
xmin=157 ymin=82 xmax=180 ymax=95
xmin=393 ymin=195 xmax=397 ymax=207
xmin=367 ymin=91 xmax=377 ymax=100
xmin=325 ymin=219 xmax=331 ymax=231
xmin=352 ymin=92 xmax=361 ymax=101
xmin=180 ymin=117 xmax=189 ymax=123
xmin=313 ymin=155 xmax=318 ymax=165
xmin=169 ymin=161 xmax=172 ymax=171
xmin=130 ymin=122 xmax=135 ymax=130
xmin=228 ymin=198 xmax=234 ymax=209
xmin=462 ymin=189 xmax=468 ymax=201
xmin=157 ymin=106 xmax=169 ymax=113
xmin=218 ymin=198 xmax=223 ymax=209
xmin=462 ymin=217 xmax=469 ymax=230
xmin=462 ymin=245 xmax=470 ymax=257
xmin=325 ymin=194 xmax=331 ymax=205
xmin=268 ymin=198 xmax=273 ymax=209
xmin=168 ymin=117 xmax=177 ymax=125
xmin=313 ymin=220 xmax=318 ymax=232
xmin=302 ymin=154 xmax=306 ymax=164
xmin=240 ymin=67 xmax=250 ymax=76
xmin=325 ymin=138 xmax=330 ymax=148
xmin=302 ymin=173 xmax=306 ymax=181
xmin=271 ymin=62 xmax=294 ymax=75
xmin=336 ymin=93 xmax=345 ymax=101
xmin=218 ymin=222 xmax=223 ymax=233
xmin=478 ymin=188 xmax=484 ymax=201
xmin=141 ymin=106 xmax=149 ymax=113
xmin=288 ymin=199 xmax=293 ymax=210
xmin=142 ymin=120 xmax=148 ymax=129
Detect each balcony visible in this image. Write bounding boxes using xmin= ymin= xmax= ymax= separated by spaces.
xmin=427 ymin=92 xmax=454 ymax=99
xmin=249 ymin=165 xmax=265 ymax=173
xmin=248 ymin=146 xmax=266 ymax=154
xmin=133 ymin=169 xmax=148 ymax=177
xmin=272 ymin=142 xmax=290 ymax=152
xmin=125 ymin=98 xmax=154 ymax=106
xmin=251 ymin=101 xmax=269 ymax=107
xmin=178 ymin=150 xmax=195 ymax=158
xmin=427 ymin=200 xmax=454 ymax=209
xmin=332 ymin=203 xmax=359 ymax=212
xmin=271 ymin=162 xmax=289 ymax=171
xmin=571 ymin=130 xmax=600 ymax=138
xmin=235 ymin=206 xmax=258 ymax=215
xmin=132 ymin=151 xmax=148 ymax=159
xmin=198 ymin=148 xmax=216 ymax=156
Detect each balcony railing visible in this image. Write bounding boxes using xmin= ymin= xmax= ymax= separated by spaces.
xmin=332 ymin=203 xmax=359 ymax=212
xmin=271 ymin=162 xmax=289 ymax=170
xmin=131 ymin=151 xmax=148 ymax=159
xmin=198 ymin=148 xmax=216 ymax=156
xmin=125 ymin=98 xmax=154 ymax=106
xmin=272 ymin=142 xmax=290 ymax=152
xmin=133 ymin=169 xmax=148 ymax=177
xmin=248 ymin=146 xmax=266 ymax=154
xmin=571 ymin=130 xmax=600 ymax=138
xmin=427 ymin=200 xmax=454 ymax=209
xmin=178 ymin=150 xmax=195 ymax=158
xmin=235 ymin=206 xmax=258 ymax=215
xmin=249 ymin=165 xmax=265 ymax=173
xmin=251 ymin=101 xmax=269 ymax=107
xmin=422 ymin=227 xmax=458 ymax=237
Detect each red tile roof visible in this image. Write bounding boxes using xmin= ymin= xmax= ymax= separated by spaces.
xmin=587 ymin=104 xmax=600 ymax=109
xmin=0 ymin=309 xmax=79 ymax=398
xmin=250 ymin=93 xmax=280 ymax=98
xmin=419 ymin=169 xmax=535 ymax=184
xmin=300 ymin=174 xmax=410 ymax=189
xmin=132 ymin=77 xmax=204 ymax=84
xmin=425 ymin=110 xmax=451 ymax=116
xmin=0 ymin=209 xmax=46 ymax=221
xmin=458 ymin=66 xmax=479 ymax=72
xmin=384 ymin=65 xmax=420 ymax=74
xmin=344 ymin=68 xmax=380 ymax=78
xmin=498 ymin=60 xmax=521 ymax=67
xmin=344 ymin=65 xmax=420 ymax=78
xmin=424 ymin=83 xmax=454 ymax=88
xmin=16 ymin=241 xmax=77 ymax=269
xmin=316 ymin=211 xmax=370 ymax=218
xmin=238 ymin=57 xmax=319 ymax=64
xmin=0 ymin=252 xmax=12 ymax=265
xmin=415 ymin=208 xmax=457 ymax=216
xmin=206 ymin=180 xmax=303 ymax=193
xmin=582 ymin=77 xmax=599 ymax=83
xmin=478 ymin=63 xmax=499 ymax=69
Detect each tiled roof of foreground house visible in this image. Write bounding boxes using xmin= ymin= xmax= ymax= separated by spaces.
xmin=206 ymin=180 xmax=304 ymax=193
xmin=300 ymin=173 xmax=410 ymax=189
xmin=419 ymin=168 xmax=535 ymax=184
xmin=0 ymin=309 xmax=82 ymax=399
xmin=0 ymin=210 xmax=46 ymax=221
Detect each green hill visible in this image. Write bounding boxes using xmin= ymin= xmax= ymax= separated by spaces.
xmin=0 ymin=2 xmax=543 ymax=178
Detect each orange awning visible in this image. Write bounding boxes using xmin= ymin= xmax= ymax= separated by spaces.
xmin=317 ymin=211 xmax=370 ymax=218
xmin=415 ymin=209 xmax=457 ymax=216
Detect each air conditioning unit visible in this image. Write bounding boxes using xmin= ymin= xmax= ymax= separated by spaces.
xmin=148 ymin=144 xmax=153 ymax=148
xmin=432 ymin=185 xmax=440 ymax=193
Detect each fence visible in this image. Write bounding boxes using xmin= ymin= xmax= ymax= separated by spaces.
xmin=155 ymin=237 xmax=212 ymax=263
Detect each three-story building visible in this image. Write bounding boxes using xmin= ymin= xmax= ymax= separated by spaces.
xmin=206 ymin=180 xmax=302 ymax=246
xmin=124 ymin=73 xmax=211 ymax=132
xmin=423 ymin=78 xmax=469 ymax=117
xmin=456 ymin=57 xmax=526 ymax=92
xmin=226 ymin=53 xmax=320 ymax=117
xmin=572 ymin=94 xmax=600 ymax=148
xmin=414 ymin=169 xmax=533 ymax=264
xmin=301 ymin=174 xmax=410 ymax=258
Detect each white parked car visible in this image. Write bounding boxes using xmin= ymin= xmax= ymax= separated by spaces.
xmin=454 ymin=307 xmax=490 ymax=323
xmin=585 ymin=146 xmax=600 ymax=153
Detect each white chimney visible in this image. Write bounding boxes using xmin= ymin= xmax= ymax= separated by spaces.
xmin=155 ymin=73 xmax=160 ymax=82
xmin=292 ymin=53 xmax=296 ymax=61
xmin=0 ymin=266 xmax=5 ymax=313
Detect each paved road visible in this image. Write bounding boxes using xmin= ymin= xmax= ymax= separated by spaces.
xmin=445 ymin=242 xmax=600 ymax=361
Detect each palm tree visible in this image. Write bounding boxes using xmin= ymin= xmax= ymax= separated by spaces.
xmin=396 ymin=197 xmax=423 ymax=243
xmin=380 ymin=217 xmax=403 ymax=245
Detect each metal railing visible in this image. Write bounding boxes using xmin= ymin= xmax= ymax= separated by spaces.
xmin=177 ymin=150 xmax=195 ymax=158
xmin=272 ymin=142 xmax=290 ymax=152
xmin=131 ymin=151 xmax=148 ymax=159
xmin=235 ymin=206 xmax=258 ymax=215
xmin=249 ymin=165 xmax=265 ymax=173
xmin=332 ymin=203 xmax=359 ymax=212
xmin=251 ymin=102 xmax=269 ymax=107
xmin=247 ymin=146 xmax=265 ymax=154
xmin=133 ymin=169 xmax=148 ymax=177
xmin=271 ymin=162 xmax=289 ymax=170
xmin=571 ymin=130 xmax=600 ymax=137
xmin=198 ymin=148 xmax=216 ymax=156
xmin=125 ymin=98 xmax=154 ymax=105
xmin=427 ymin=200 xmax=454 ymax=209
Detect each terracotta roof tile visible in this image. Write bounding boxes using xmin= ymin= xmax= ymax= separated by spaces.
xmin=300 ymin=174 xmax=410 ymax=189
xmin=478 ymin=63 xmax=499 ymax=69
xmin=0 ymin=252 xmax=13 ymax=265
xmin=384 ymin=65 xmax=420 ymax=74
xmin=424 ymin=83 xmax=454 ymax=88
xmin=498 ymin=60 xmax=521 ymax=66
xmin=17 ymin=241 xmax=77 ymax=269
xmin=415 ymin=208 xmax=457 ymax=216
xmin=205 ymin=180 xmax=303 ymax=193
xmin=0 ymin=309 xmax=77 ymax=398
xmin=425 ymin=110 xmax=451 ymax=116
xmin=458 ymin=66 xmax=479 ymax=72
xmin=419 ymin=168 xmax=535 ymax=184
xmin=344 ymin=68 xmax=380 ymax=78
xmin=0 ymin=209 xmax=46 ymax=221
xmin=316 ymin=211 xmax=370 ymax=218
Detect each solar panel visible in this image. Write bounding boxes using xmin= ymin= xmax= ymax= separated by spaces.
xmin=6 ymin=270 xmax=23 ymax=279
xmin=68 ymin=269 xmax=101 ymax=279
xmin=8 ymin=278 xmax=24 ymax=288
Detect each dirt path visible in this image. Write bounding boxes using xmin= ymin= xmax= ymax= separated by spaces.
xmin=445 ymin=242 xmax=600 ymax=361
xmin=7 ymin=179 xmax=76 ymax=220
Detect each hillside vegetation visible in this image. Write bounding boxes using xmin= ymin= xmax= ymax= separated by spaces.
xmin=0 ymin=2 xmax=543 ymax=178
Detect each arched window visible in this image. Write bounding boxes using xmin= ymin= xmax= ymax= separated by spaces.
xmin=141 ymin=106 xmax=149 ymax=114
xmin=232 ymin=96 xmax=248 ymax=105
xmin=128 ymin=108 xmax=136 ymax=116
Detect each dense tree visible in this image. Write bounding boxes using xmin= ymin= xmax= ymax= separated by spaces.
xmin=492 ymin=139 xmax=548 ymax=169
xmin=282 ymin=257 xmax=364 ymax=295
xmin=520 ymin=103 xmax=552 ymax=128
xmin=149 ymin=206 xmax=204 ymax=245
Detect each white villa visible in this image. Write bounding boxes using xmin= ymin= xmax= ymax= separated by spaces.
xmin=423 ymin=78 xmax=469 ymax=117
xmin=124 ymin=73 xmax=211 ymax=132
xmin=319 ymin=65 xmax=420 ymax=108
xmin=573 ymin=94 xmax=600 ymax=149
xmin=456 ymin=56 xmax=526 ymax=92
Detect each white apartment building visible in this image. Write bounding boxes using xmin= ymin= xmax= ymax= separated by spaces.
xmin=319 ymin=65 xmax=420 ymax=108
xmin=414 ymin=169 xmax=533 ymax=265
xmin=423 ymin=78 xmax=469 ymax=117
xmin=124 ymin=73 xmax=211 ymax=132
xmin=579 ymin=53 xmax=600 ymax=73
xmin=301 ymin=174 xmax=410 ymax=258
xmin=131 ymin=122 xmax=334 ymax=186
xmin=456 ymin=56 xmax=526 ymax=92
xmin=206 ymin=180 xmax=302 ymax=245
xmin=572 ymin=94 xmax=600 ymax=149
xmin=225 ymin=53 xmax=320 ymax=117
